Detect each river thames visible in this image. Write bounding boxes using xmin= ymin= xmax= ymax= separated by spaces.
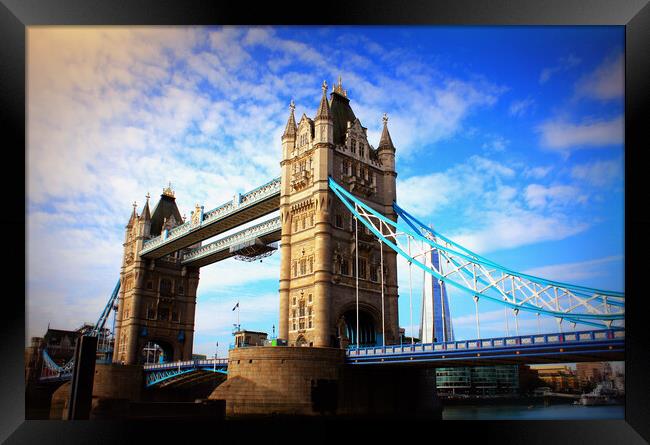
xmin=442 ymin=403 xmax=624 ymax=420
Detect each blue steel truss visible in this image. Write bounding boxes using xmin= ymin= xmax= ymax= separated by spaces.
xmin=328 ymin=177 xmax=624 ymax=330
xmin=144 ymin=359 xmax=228 ymax=387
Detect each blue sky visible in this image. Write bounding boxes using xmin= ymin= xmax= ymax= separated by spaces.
xmin=27 ymin=26 xmax=624 ymax=357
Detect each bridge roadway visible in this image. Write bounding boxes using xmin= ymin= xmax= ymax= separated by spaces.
xmin=140 ymin=177 xmax=281 ymax=260
xmin=141 ymin=329 xmax=623 ymax=387
xmin=346 ymin=328 xmax=624 ymax=367
xmin=181 ymin=216 xmax=281 ymax=268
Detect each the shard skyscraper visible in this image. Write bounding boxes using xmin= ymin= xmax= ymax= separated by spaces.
xmin=419 ymin=236 xmax=454 ymax=343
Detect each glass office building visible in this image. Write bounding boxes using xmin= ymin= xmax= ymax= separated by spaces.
xmin=419 ymin=241 xmax=454 ymax=344
xmin=436 ymin=365 xmax=520 ymax=397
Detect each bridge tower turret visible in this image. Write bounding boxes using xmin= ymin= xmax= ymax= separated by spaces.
xmin=113 ymin=187 xmax=200 ymax=365
xmin=279 ymin=78 xmax=399 ymax=348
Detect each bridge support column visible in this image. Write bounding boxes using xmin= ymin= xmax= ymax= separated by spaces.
xmin=278 ymin=232 xmax=291 ymax=340
xmin=313 ymin=198 xmax=332 ymax=347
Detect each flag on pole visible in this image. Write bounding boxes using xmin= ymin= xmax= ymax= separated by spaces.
xmin=232 ymin=302 xmax=239 ymax=311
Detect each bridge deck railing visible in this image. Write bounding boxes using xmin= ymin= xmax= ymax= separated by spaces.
xmin=345 ymin=329 xmax=624 ymax=357
xmin=143 ymin=358 xmax=229 ymax=371
xmin=140 ymin=177 xmax=281 ymax=255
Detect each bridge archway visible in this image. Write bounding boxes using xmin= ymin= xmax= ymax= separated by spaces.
xmin=337 ymin=306 xmax=379 ymax=347
xmin=141 ymin=339 xmax=174 ymax=364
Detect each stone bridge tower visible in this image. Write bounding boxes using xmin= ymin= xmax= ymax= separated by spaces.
xmin=278 ymin=78 xmax=399 ymax=348
xmin=113 ymin=186 xmax=200 ymax=365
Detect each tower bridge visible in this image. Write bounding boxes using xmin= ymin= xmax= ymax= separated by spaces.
xmin=40 ymin=78 xmax=625 ymax=418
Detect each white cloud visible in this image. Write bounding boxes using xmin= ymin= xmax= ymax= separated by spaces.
xmin=482 ymin=135 xmax=509 ymax=152
xmin=575 ymin=53 xmax=624 ymax=101
xmin=539 ymin=54 xmax=581 ymax=84
xmin=571 ymin=157 xmax=623 ymax=187
xmin=523 ymin=255 xmax=624 ymax=284
xmin=397 ymin=155 xmax=514 ymax=218
xmin=523 ymin=165 xmax=553 ymax=179
xmin=451 ymin=211 xmax=589 ymax=254
xmin=537 ymin=115 xmax=624 ymax=153
xmin=509 ymin=97 xmax=535 ymax=117
xmin=397 ymin=155 xmax=590 ymax=256
xmin=524 ymin=184 xmax=588 ymax=209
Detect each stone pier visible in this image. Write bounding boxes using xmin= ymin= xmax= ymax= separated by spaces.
xmin=208 ymin=346 xmax=441 ymax=419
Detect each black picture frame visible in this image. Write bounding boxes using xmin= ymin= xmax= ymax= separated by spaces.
xmin=2 ymin=0 xmax=648 ymax=443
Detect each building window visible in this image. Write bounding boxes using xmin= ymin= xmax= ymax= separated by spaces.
xmin=310 ymin=214 xmax=314 ymax=226
xmin=351 ymin=139 xmax=356 ymax=153
xmin=172 ymin=311 xmax=179 ymax=322
xmin=358 ymin=259 xmax=367 ymax=279
xmin=308 ymin=318 xmax=313 ymax=329
xmin=147 ymin=281 xmax=153 ymax=290
xmin=158 ymin=307 xmax=169 ymax=321
xmin=178 ymin=285 xmax=184 ymax=295
xmin=341 ymin=258 xmax=349 ymax=276
xmin=360 ymin=144 xmax=365 ymax=157
xmin=292 ymin=262 xmax=297 ymax=277
xmin=292 ymin=309 xmax=296 ymax=318
xmin=299 ymin=300 xmax=305 ymax=317
xmin=160 ymin=279 xmax=172 ymax=296
xmin=335 ymin=214 xmax=343 ymax=228
xmin=370 ymin=265 xmax=378 ymax=282
xmin=292 ymin=296 xmax=297 ymax=306
xmin=147 ymin=307 xmax=155 ymax=319
xmin=300 ymin=259 xmax=306 ymax=275
xmin=299 ymin=319 xmax=305 ymax=330
xmin=292 ymin=322 xmax=296 ymax=330
xmin=308 ymin=257 xmax=313 ymax=273
xmin=308 ymin=294 xmax=313 ymax=303
xmin=302 ymin=217 xmax=306 ymax=230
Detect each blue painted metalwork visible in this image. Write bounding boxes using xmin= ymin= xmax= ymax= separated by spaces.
xmin=394 ymin=203 xmax=625 ymax=302
xmin=345 ymin=329 xmax=624 ymax=365
xmin=143 ymin=358 xmax=229 ymax=387
xmin=91 ymin=280 xmax=121 ymax=337
xmin=328 ymin=177 xmax=624 ymax=328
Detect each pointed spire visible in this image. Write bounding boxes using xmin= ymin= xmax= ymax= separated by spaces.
xmin=162 ymin=182 xmax=175 ymax=198
xmin=378 ymin=113 xmax=395 ymax=151
xmin=140 ymin=192 xmax=151 ymax=221
xmin=333 ymin=75 xmax=347 ymax=97
xmin=282 ymin=99 xmax=297 ymax=139
xmin=127 ymin=201 xmax=137 ymax=226
xmin=316 ymin=80 xmax=331 ymax=120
